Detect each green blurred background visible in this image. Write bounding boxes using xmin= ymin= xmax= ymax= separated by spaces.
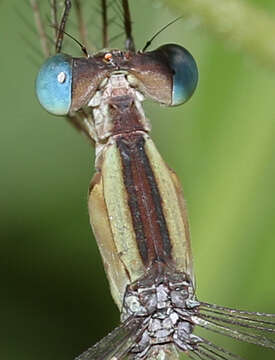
xmin=0 ymin=0 xmax=274 ymax=359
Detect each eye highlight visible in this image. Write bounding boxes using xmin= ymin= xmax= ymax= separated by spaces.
xmin=157 ymin=44 xmax=198 ymax=106
xmin=35 ymin=54 xmax=73 ymax=115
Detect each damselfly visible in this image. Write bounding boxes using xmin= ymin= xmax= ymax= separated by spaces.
xmin=30 ymin=1 xmax=275 ymax=359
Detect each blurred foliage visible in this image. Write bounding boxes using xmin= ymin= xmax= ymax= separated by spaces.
xmin=165 ymin=0 xmax=275 ymax=69
xmin=0 ymin=0 xmax=274 ymax=359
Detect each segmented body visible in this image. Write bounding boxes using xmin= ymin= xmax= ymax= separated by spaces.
xmin=88 ymin=69 xmax=193 ymax=309
xmin=32 ymin=1 xmax=275 ymax=359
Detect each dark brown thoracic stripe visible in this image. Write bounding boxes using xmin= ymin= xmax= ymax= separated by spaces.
xmin=117 ymin=133 xmax=172 ymax=266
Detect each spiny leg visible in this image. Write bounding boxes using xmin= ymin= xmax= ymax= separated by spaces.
xmin=55 ymin=0 xmax=72 ymax=53
xmin=122 ymin=0 xmax=135 ymax=51
xmin=101 ymin=0 xmax=108 ymax=48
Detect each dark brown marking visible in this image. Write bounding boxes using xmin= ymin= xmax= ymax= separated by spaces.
xmin=136 ymin=136 xmax=172 ymax=259
xmin=110 ymin=96 xmax=145 ymax=135
xmin=117 ymin=137 xmax=149 ymax=264
xmin=117 ymin=133 xmax=172 ymax=266
xmin=70 ymin=48 xmax=173 ymax=112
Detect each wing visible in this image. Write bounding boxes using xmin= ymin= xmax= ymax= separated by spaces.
xmin=192 ymin=302 xmax=275 ymax=349
xmin=75 ymin=317 xmax=144 ymax=360
xmin=185 ymin=339 xmax=244 ymax=360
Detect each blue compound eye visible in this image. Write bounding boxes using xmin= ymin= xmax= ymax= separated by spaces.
xmin=158 ymin=44 xmax=198 ymax=106
xmin=35 ymin=54 xmax=73 ymax=115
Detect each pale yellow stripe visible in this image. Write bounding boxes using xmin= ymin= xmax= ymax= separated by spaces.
xmin=102 ymin=140 xmax=145 ymax=283
xmin=144 ymin=136 xmax=194 ymax=281
xmin=89 ymin=173 xmax=130 ymax=308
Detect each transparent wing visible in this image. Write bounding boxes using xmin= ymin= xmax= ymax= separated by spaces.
xmin=191 ymin=302 xmax=275 ymax=350
xmin=187 ymin=339 xmax=244 ymax=360
xmin=74 ymin=317 xmax=144 ymax=360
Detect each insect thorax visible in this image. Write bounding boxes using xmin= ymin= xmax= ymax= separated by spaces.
xmin=122 ymin=267 xmax=202 ymax=357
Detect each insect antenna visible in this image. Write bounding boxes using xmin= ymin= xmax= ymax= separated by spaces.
xmin=142 ymin=16 xmax=183 ymax=52
xmin=50 ymin=25 xmax=88 ymax=57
